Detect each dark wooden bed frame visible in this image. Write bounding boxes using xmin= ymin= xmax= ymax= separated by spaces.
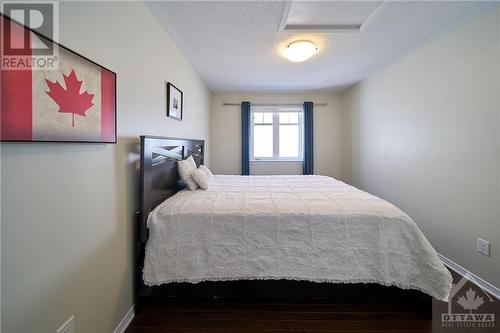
xmin=137 ymin=135 xmax=431 ymax=312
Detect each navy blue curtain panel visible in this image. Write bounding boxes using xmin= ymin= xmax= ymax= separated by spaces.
xmin=241 ymin=101 xmax=251 ymax=175
xmin=303 ymin=101 xmax=314 ymax=175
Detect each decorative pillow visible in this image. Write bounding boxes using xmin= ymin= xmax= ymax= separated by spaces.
xmin=177 ymin=155 xmax=199 ymax=190
xmin=192 ymin=165 xmax=214 ymax=190
xmin=199 ymin=165 xmax=214 ymax=180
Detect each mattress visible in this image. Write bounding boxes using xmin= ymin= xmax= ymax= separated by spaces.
xmin=143 ymin=175 xmax=452 ymax=300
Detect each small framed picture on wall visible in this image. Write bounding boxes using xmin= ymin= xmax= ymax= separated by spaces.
xmin=166 ymin=82 xmax=183 ymax=120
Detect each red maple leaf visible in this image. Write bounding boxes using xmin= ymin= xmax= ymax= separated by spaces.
xmin=45 ymin=70 xmax=95 ymax=127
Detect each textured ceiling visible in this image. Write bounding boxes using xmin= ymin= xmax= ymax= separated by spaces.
xmin=146 ymin=1 xmax=497 ymax=92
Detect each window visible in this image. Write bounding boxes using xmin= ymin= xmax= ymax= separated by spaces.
xmin=251 ymin=107 xmax=303 ymax=161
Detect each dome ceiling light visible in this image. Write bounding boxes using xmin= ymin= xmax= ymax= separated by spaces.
xmin=283 ymin=40 xmax=318 ymax=62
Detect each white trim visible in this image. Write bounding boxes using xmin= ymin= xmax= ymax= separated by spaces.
xmin=113 ymin=305 xmax=135 ymax=333
xmin=250 ymin=106 xmax=303 ymax=161
xmin=282 ymin=25 xmax=361 ymax=33
xmin=278 ymin=0 xmax=292 ymax=32
xmin=359 ymin=1 xmax=389 ymax=31
xmin=250 ymin=160 xmax=303 ymax=164
xmin=56 ymin=316 xmax=74 ymax=333
xmin=438 ymin=253 xmax=500 ymax=300
xmin=279 ymin=1 xmax=388 ymax=33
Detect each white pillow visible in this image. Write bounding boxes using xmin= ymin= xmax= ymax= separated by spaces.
xmin=192 ymin=165 xmax=214 ymax=190
xmin=177 ymin=155 xmax=199 ymax=190
xmin=200 ymin=165 xmax=213 ymax=179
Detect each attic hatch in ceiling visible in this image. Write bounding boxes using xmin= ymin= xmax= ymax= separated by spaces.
xmin=280 ymin=0 xmax=386 ymax=33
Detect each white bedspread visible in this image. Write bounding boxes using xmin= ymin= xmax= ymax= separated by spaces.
xmin=143 ymin=175 xmax=452 ymax=300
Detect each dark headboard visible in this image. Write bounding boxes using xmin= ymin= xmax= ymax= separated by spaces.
xmin=139 ymin=135 xmax=204 ymax=243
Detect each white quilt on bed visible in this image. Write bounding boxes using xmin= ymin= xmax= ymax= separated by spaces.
xmin=143 ymin=175 xmax=452 ymax=300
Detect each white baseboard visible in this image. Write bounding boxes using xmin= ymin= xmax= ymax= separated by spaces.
xmin=113 ymin=305 xmax=135 ymax=333
xmin=438 ymin=253 xmax=500 ymax=300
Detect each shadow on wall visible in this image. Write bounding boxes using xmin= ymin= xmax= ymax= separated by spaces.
xmin=113 ymin=136 xmax=142 ymax=320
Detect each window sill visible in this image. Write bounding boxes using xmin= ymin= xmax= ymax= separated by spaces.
xmin=250 ymin=160 xmax=303 ymax=163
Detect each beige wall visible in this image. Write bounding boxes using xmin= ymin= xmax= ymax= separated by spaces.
xmin=340 ymin=7 xmax=500 ymax=287
xmin=1 ymin=2 xmax=211 ymax=332
xmin=210 ymin=92 xmax=342 ymax=178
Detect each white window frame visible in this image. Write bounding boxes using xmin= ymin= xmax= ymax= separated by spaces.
xmin=250 ymin=106 xmax=304 ymax=162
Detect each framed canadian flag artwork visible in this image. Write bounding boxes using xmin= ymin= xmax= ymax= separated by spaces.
xmin=0 ymin=14 xmax=116 ymax=143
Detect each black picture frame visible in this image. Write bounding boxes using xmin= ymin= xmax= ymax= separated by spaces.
xmin=166 ymin=82 xmax=183 ymax=120
xmin=0 ymin=13 xmax=117 ymax=144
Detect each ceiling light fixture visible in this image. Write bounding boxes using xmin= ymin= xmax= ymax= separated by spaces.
xmin=283 ymin=40 xmax=318 ymax=62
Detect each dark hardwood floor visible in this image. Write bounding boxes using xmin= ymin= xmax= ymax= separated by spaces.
xmin=127 ymin=293 xmax=433 ymax=333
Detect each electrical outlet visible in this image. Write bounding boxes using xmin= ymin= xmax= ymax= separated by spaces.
xmin=56 ymin=316 xmax=74 ymax=333
xmin=477 ymin=238 xmax=491 ymax=257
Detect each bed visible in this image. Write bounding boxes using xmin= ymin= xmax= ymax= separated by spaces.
xmin=138 ymin=136 xmax=452 ymax=307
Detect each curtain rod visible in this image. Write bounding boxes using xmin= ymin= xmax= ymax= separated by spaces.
xmin=223 ymin=102 xmax=327 ymax=107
